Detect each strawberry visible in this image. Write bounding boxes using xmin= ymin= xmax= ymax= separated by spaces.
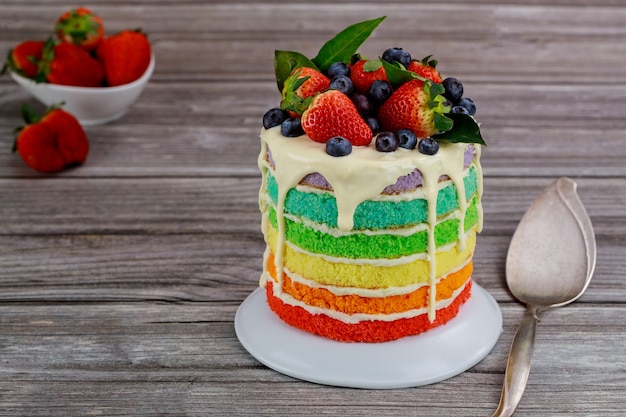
xmin=406 ymin=55 xmax=443 ymax=84
xmin=55 ymin=7 xmax=104 ymax=51
xmin=350 ymin=58 xmax=389 ymax=94
xmin=280 ymin=67 xmax=330 ymax=116
xmin=1 ymin=40 xmax=45 ymax=78
xmin=14 ymin=104 xmax=89 ymax=173
xmin=37 ymin=38 xmax=105 ymax=87
xmin=301 ymin=90 xmax=372 ymax=146
xmin=378 ymin=79 xmax=452 ymax=138
xmin=97 ymin=30 xmax=151 ymax=86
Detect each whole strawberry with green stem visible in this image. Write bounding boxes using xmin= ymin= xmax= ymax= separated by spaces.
xmin=407 ymin=55 xmax=442 ymax=84
xmin=14 ymin=104 xmax=89 ymax=173
xmin=378 ymin=79 xmax=452 ymax=137
xmin=1 ymin=40 xmax=45 ymax=78
xmin=37 ymin=38 xmax=105 ymax=87
xmin=350 ymin=57 xmax=389 ymax=94
xmin=97 ymin=29 xmax=151 ymax=86
xmin=55 ymin=7 xmax=104 ymax=51
xmin=301 ymin=89 xmax=372 ymax=146
xmin=280 ymin=67 xmax=330 ymax=116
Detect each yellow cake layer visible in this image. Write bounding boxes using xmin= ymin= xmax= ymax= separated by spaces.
xmin=266 ymin=227 xmax=477 ymax=289
xmin=266 ymin=250 xmax=473 ymax=315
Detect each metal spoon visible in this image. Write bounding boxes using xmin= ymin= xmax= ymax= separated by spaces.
xmin=492 ymin=177 xmax=596 ymax=417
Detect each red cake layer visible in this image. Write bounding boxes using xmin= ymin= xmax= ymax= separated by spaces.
xmin=265 ymin=279 xmax=472 ymax=343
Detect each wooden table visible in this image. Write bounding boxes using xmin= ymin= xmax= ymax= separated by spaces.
xmin=1 ymin=1 xmax=624 ymax=416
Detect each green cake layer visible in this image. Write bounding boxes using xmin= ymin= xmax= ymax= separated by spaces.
xmin=266 ymin=166 xmax=478 ymax=230
xmin=267 ymin=196 xmax=479 ymax=260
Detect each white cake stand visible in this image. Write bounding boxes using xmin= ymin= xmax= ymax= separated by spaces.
xmin=235 ymin=284 xmax=502 ymax=389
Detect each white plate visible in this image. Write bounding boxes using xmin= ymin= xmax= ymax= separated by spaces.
xmin=235 ymin=284 xmax=502 ymax=389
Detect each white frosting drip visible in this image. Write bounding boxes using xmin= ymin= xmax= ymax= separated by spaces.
xmin=259 ymin=126 xmax=483 ymax=322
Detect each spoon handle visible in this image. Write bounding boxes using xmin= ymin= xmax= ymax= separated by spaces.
xmin=492 ymin=306 xmax=539 ymax=417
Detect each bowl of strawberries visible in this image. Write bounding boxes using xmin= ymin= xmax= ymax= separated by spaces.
xmin=4 ymin=7 xmax=154 ymax=126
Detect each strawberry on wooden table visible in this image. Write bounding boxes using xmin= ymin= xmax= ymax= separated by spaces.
xmin=14 ymin=105 xmax=89 ymax=173
xmin=301 ymin=89 xmax=372 ymax=146
xmin=37 ymin=38 xmax=105 ymax=87
xmin=97 ymin=30 xmax=151 ymax=86
xmin=55 ymin=7 xmax=104 ymax=51
xmin=1 ymin=40 xmax=45 ymax=79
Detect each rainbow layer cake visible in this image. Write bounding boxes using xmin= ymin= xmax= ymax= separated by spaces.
xmin=258 ymin=17 xmax=485 ymax=343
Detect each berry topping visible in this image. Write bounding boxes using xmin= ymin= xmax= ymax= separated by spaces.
xmin=442 ymin=77 xmax=464 ymax=103
xmin=327 ymin=61 xmax=350 ymax=78
xmin=368 ymin=80 xmax=392 ymax=104
xmin=301 ymin=90 xmax=372 ymax=146
xmin=351 ymin=93 xmax=373 ymax=116
xmin=325 ymin=136 xmax=353 ymax=157
xmin=350 ymin=59 xmax=388 ymax=94
xmin=263 ymin=108 xmax=288 ymax=129
xmin=271 ymin=17 xmax=485 ymax=147
xmin=457 ymin=97 xmax=476 ymax=115
xmin=451 ymin=105 xmax=470 ymax=115
xmin=382 ymin=47 xmax=412 ymax=67
xmin=329 ymin=75 xmax=354 ymax=95
xmin=418 ymin=137 xmax=439 ymax=155
xmin=397 ymin=129 xmax=418 ymax=150
xmin=365 ymin=117 xmax=380 ymax=135
xmin=379 ymin=80 xmax=451 ymax=137
xmin=281 ymin=117 xmax=304 ymax=137
xmin=406 ymin=55 xmax=442 ymax=84
xmin=375 ymin=131 xmax=399 ymax=152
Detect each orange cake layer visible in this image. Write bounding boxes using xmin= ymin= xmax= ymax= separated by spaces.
xmin=266 ymin=251 xmax=472 ymax=315
xmin=266 ymin=279 xmax=473 ymax=343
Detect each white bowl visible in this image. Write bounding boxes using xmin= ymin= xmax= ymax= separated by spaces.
xmin=10 ymin=54 xmax=155 ymax=126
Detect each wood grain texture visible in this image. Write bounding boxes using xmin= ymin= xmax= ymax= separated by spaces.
xmin=0 ymin=1 xmax=624 ymax=416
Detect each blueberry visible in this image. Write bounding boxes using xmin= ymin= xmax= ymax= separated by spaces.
xmin=368 ymin=80 xmax=392 ymax=104
xmin=457 ymin=97 xmax=476 ymax=115
xmin=327 ymin=62 xmax=350 ymax=78
xmin=382 ymin=47 xmax=412 ymax=68
xmin=329 ymin=75 xmax=354 ymax=95
xmin=442 ymin=78 xmax=464 ymax=103
xmin=365 ymin=117 xmax=380 ymax=135
xmin=326 ymin=136 xmax=353 ymax=157
xmin=351 ymin=93 xmax=373 ymax=116
xmin=375 ymin=131 xmax=399 ymax=152
xmin=263 ymin=108 xmax=287 ymax=129
xmin=451 ymin=105 xmax=470 ymax=115
xmin=281 ymin=117 xmax=304 ymax=137
xmin=397 ymin=129 xmax=417 ymax=150
xmin=418 ymin=137 xmax=439 ymax=155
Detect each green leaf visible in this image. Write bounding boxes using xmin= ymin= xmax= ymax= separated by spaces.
xmin=20 ymin=102 xmax=40 ymax=125
xmin=433 ymin=113 xmax=486 ymax=146
xmin=380 ymin=59 xmax=426 ymax=88
xmin=433 ymin=113 xmax=453 ymax=132
xmin=362 ymin=59 xmax=383 ymax=72
xmin=274 ymin=50 xmax=317 ymax=92
xmin=311 ymin=16 xmax=386 ymax=73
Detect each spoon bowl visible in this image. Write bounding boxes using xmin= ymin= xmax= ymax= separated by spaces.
xmin=492 ymin=177 xmax=596 ymax=417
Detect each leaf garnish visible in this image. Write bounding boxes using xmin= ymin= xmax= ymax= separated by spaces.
xmin=434 ymin=113 xmax=486 ymax=146
xmin=311 ymin=16 xmax=386 ymax=73
xmin=380 ymin=59 xmax=426 ymax=88
xmin=274 ymin=50 xmax=317 ymax=92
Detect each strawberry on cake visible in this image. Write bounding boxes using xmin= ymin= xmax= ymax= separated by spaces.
xmin=259 ymin=16 xmax=485 ymax=343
